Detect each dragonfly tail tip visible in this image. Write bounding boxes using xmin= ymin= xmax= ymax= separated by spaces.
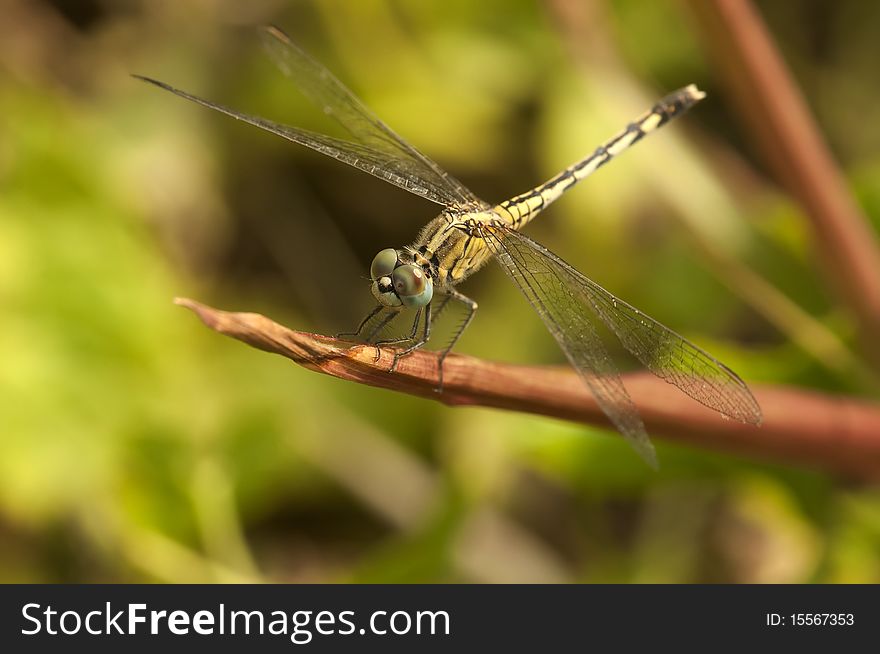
xmin=684 ymin=83 xmax=707 ymax=102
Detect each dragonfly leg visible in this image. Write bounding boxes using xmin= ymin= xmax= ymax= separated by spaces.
xmin=370 ymin=294 xmax=451 ymax=370
xmin=363 ymin=307 xmax=406 ymax=361
xmin=389 ymin=303 xmax=432 ymax=373
xmin=435 ymin=289 xmax=478 ymax=392
xmin=374 ymin=308 xmax=422 ymax=347
xmin=430 ymin=293 xmax=453 ymax=322
xmin=343 ymin=294 xmax=449 ymax=371
xmin=374 ymin=308 xmax=425 ymax=371
xmin=335 ymin=304 xmax=384 ymax=340
xmin=336 ymin=305 xmax=403 ymax=362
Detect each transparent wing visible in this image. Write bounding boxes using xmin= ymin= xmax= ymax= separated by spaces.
xmin=483 ymin=223 xmax=762 ymax=428
xmin=261 ymin=26 xmax=481 ymax=208
xmin=481 ymin=224 xmax=658 ymax=468
xmin=134 ymin=74 xmax=475 ymax=207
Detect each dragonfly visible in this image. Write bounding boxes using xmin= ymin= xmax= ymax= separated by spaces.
xmin=135 ymin=26 xmax=762 ymax=467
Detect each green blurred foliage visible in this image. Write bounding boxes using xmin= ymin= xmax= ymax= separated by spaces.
xmin=0 ymin=0 xmax=878 ymax=583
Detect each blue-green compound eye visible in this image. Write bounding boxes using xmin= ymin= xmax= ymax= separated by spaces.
xmin=392 ymin=264 xmax=433 ymax=307
xmin=370 ymin=248 xmax=398 ymax=280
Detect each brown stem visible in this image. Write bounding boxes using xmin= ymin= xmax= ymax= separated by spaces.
xmin=176 ymin=298 xmax=880 ymax=481
xmin=686 ymin=0 xmax=880 ymax=369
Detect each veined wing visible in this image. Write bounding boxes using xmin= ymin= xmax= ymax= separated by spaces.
xmin=579 ymin=266 xmax=762 ymax=426
xmin=261 ymin=26 xmax=481 ymax=208
xmin=483 ymin=223 xmax=762 ymax=428
xmin=134 ymin=74 xmax=474 ymax=207
xmin=480 ymin=223 xmax=658 ymax=468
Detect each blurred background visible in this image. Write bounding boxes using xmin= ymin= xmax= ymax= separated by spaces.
xmin=2 ymin=0 xmax=880 ymax=583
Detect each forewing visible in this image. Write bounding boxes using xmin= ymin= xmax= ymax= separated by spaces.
xmin=134 ymin=75 xmax=472 ymax=206
xmin=486 ymin=224 xmax=762 ymax=426
xmin=260 ymin=26 xmax=481 ymax=208
xmin=481 ymin=223 xmax=658 ymax=468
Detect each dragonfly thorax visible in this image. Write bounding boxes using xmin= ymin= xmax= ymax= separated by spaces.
xmin=370 ymin=247 xmax=434 ymax=308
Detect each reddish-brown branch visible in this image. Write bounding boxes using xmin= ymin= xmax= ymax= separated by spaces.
xmin=686 ymin=0 xmax=880 ymax=368
xmin=176 ymin=298 xmax=880 ymax=480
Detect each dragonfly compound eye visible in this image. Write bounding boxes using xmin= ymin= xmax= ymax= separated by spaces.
xmin=392 ymin=264 xmax=433 ymax=307
xmin=370 ymin=248 xmax=398 ymax=280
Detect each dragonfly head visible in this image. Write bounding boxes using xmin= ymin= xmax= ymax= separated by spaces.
xmin=370 ymin=248 xmax=433 ymax=308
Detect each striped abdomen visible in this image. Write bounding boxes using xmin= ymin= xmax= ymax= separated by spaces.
xmin=412 ymin=85 xmax=705 ymax=287
xmin=492 ymin=85 xmax=705 ymax=231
